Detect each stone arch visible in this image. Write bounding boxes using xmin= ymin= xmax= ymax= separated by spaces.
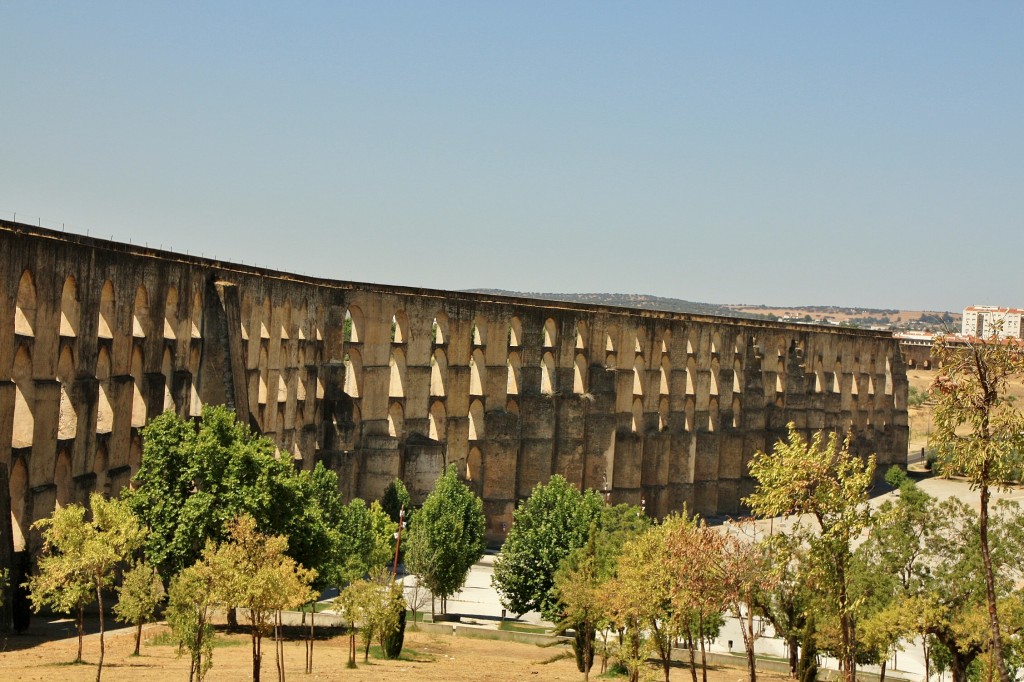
xmin=343 ymin=348 xmax=362 ymax=398
xmin=389 ymin=348 xmax=407 ymax=398
xmin=162 ymin=347 xmax=175 ymax=412
xmin=632 ymin=357 xmax=644 ymax=397
xmin=345 ymin=306 xmax=363 ymax=343
xmin=241 ymin=293 xmax=253 ymax=342
xmin=259 ymin=296 xmax=271 ymax=340
xmin=709 ymin=358 xmax=720 ymax=397
xmin=387 ymin=401 xmax=404 ymax=438
xmin=684 ymin=396 xmax=695 ymax=432
xmin=189 ymin=346 xmax=202 ymax=416
xmin=433 ymin=313 xmax=449 ymax=345
xmin=191 ymin=288 xmax=203 ymax=338
xmin=832 ymin=360 xmax=843 ymax=394
xmin=660 ymin=356 xmax=670 ymax=396
xmin=96 ymin=347 xmax=114 ymax=433
xmin=391 ymin=311 xmax=409 ymax=344
xmin=540 ymin=351 xmax=556 ymax=395
xmin=277 ymin=370 xmax=288 ymax=404
xmin=60 ymin=276 xmax=79 ymax=337
xmin=774 ymin=356 xmax=785 ymax=407
xmin=163 ymin=287 xmax=179 ymax=339
xmin=279 ymin=299 xmax=292 ymax=341
xmin=430 ymin=349 xmax=447 ymax=397
xmin=54 ymin=449 xmax=72 ymax=509
xmin=885 ymin=355 xmax=894 ymax=396
xmin=711 ymin=331 xmax=722 ymax=356
xmin=685 ymin=357 xmax=696 ymax=396
xmin=505 ymin=397 xmax=520 ymax=415
xmin=732 ymin=396 xmax=742 ymax=429
xmin=508 ymin=317 xmax=523 ymax=349
xmin=658 ymin=396 xmax=669 ymax=431
xmin=814 ymin=357 xmax=825 ymax=393
xmin=132 ymin=285 xmax=150 ymax=338
xmin=733 ymin=358 xmax=743 ymax=394
xmin=575 ymin=320 xmax=587 ymax=350
xmin=257 ymin=346 xmax=269 ymax=404
xmin=631 ymin=397 xmax=644 ymax=433
xmin=12 ymin=345 xmax=34 ymax=448
xmin=686 ymin=329 xmax=698 ymax=357
xmin=468 ymin=399 xmax=484 ymax=441
xmin=507 ymin=352 xmax=521 ymax=395
xmin=543 ymin=318 xmax=557 ymax=349
xmin=15 ymin=270 xmax=36 ymax=337
xmin=466 ymin=446 xmax=482 ymax=482
xmin=708 ymin=396 xmax=719 ymax=432
xmin=130 ymin=346 xmax=146 ymax=425
xmin=470 ymin=349 xmax=485 ymax=396
xmin=98 ymin=280 xmax=116 ymax=339
xmin=605 ymin=327 xmax=617 ymax=368
xmin=428 ymin=400 xmax=447 ymax=441
xmin=573 ymin=353 xmax=587 ymax=394
xmin=56 ymin=346 xmax=77 ymax=440
xmin=93 ymin=443 xmax=110 ymax=498
xmin=634 ymin=327 xmax=646 ymax=355
xmin=471 ymin=318 xmax=486 ymax=347
xmin=10 ymin=458 xmax=27 ymax=551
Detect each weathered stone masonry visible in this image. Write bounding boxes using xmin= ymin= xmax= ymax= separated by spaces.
xmin=0 ymin=220 xmax=909 ymax=559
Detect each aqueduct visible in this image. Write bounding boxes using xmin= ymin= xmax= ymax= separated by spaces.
xmin=0 ymin=219 xmax=909 ymax=566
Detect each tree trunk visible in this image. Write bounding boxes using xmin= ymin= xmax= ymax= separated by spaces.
xmin=134 ymin=621 xmax=143 ymax=656
xmin=978 ymin=482 xmax=1011 ymax=682
xmin=252 ymin=628 xmax=262 ymax=682
xmin=879 ymin=658 xmax=887 ymax=682
xmin=686 ymin=629 xmax=699 ymax=682
xmin=700 ymin=613 xmax=708 ymax=682
xmin=76 ymin=605 xmax=84 ymax=663
xmin=228 ymin=606 xmax=238 ymax=628
xmin=788 ymin=636 xmax=799 ymax=676
xmin=305 ymin=603 xmax=314 ymax=674
xmin=275 ymin=611 xmax=284 ymax=682
xmin=96 ymin=583 xmax=105 ymax=682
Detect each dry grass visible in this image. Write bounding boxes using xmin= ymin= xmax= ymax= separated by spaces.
xmin=0 ymin=624 xmax=797 ymax=682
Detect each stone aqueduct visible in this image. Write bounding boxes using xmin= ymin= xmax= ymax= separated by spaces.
xmin=0 ymin=219 xmax=909 ymax=557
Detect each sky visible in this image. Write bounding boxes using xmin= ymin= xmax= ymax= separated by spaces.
xmin=3 ymin=2 xmax=1022 ymax=312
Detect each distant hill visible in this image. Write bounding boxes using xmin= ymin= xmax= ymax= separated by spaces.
xmin=463 ymin=290 xmax=959 ymax=332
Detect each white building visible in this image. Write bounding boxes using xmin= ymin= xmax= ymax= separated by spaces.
xmin=962 ymin=305 xmax=1024 ymax=339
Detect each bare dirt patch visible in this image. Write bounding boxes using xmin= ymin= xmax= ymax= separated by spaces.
xmin=0 ymin=624 xmax=795 ymax=682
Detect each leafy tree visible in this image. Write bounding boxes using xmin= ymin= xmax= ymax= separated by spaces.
xmin=166 ymin=557 xmax=220 ymax=682
xmin=125 ymin=407 xmax=299 ymax=580
xmin=930 ymin=334 xmax=1024 ymax=682
xmin=553 ymin=504 xmax=649 ymax=678
xmin=114 ymin=560 xmax=165 ymax=655
xmin=336 ymin=499 xmax=397 ymax=585
xmin=720 ymin=525 xmax=778 ymax=682
xmin=756 ymin=534 xmax=815 ymax=677
xmin=745 ymin=424 xmax=875 ymax=682
xmin=492 ymin=474 xmax=604 ymax=618
xmin=206 ymin=515 xmax=317 ymax=682
xmin=404 ymin=464 xmax=486 ymax=614
xmin=380 ymin=478 xmax=412 ymax=525
xmin=28 ymin=494 xmax=146 ymax=680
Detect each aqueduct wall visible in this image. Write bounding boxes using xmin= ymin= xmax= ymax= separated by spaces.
xmin=0 ymin=219 xmax=909 ymax=557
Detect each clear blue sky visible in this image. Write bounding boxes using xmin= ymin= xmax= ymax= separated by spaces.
xmin=3 ymin=2 xmax=1022 ymax=311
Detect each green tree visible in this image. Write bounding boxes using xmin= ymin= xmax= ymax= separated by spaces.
xmin=125 ymin=407 xmax=298 ymax=579
xmin=336 ymin=499 xmax=398 ymax=585
xmin=930 ymin=334 xmax=1024 ymax=682
xmin=206 ymin=515 xmax=317 ymax=682
xmin=404 ymin=464 xmax=486 ymax=614
xmin=166 ymin=557 xmax=220 ymax=682
xmin=492 ymin=474 xmax=604 ymax=618
xmin=114 ymin=560 xmax=165 ymax=656
xmin=380 ymin=478 xmax=412 ymax=525
xmin=745 ymin=424 xmax=875 ymax=682
xmin=28 ymin=494 xmax=146 ymax=681
xmin=553 ymin=507 xmax=649 ymax=678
